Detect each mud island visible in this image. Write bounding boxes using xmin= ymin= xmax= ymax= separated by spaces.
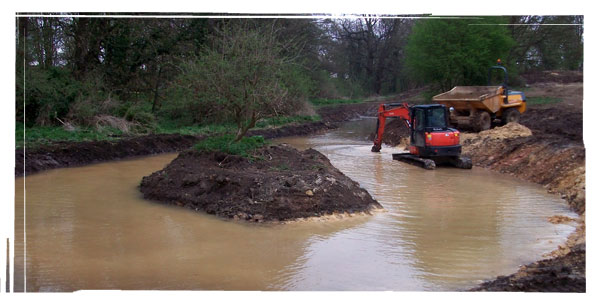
xmin=139 ymin=143 xmax=382 ymax=222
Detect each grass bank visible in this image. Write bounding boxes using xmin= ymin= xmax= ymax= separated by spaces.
xmin=16 ymin=123 xmax=122 ymax=149
xmin=525 ymin=97 xmax=563 ymax=106
xmin=16 ymin=114 xmax=323 ymax=150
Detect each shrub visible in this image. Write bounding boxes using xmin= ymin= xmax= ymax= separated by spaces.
xmin=194 ymin=134 xmax=267 ymax=157
xmin=126 ymin=110 xmax=156 ymax=127
xmin=16 ymin=67 xmax=81 ymax=126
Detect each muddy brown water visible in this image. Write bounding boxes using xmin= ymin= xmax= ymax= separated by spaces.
xmin=13 ymin=118 xmax=577 ymax=291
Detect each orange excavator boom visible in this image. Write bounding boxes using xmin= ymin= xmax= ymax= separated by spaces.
xmin=372 ymin=103 xmax=411 ymax=153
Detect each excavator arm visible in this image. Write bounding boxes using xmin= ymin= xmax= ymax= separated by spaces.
xmin=371 ymin=103 xmax=412 ymax=152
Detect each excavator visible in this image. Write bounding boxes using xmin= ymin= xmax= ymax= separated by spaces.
xmin=371 ymin=102 xmax=472 ymax=170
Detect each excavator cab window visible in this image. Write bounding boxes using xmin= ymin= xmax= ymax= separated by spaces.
xmin=413 ymin=106 xmax=447 ymax=131
xmin=412 ymin=108 xmax=426 ymax=146
xmin=414 ymin=109 xmax=424 ymax=131
xmin=426 ymin=107 xmax=447 ymax=129
xmin=410 ymin=106 xmax=449 ymax=147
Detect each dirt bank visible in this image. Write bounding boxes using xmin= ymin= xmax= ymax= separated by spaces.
xmin=461 ymin=123 xmax=585 ymax=214
xmin=15 ymin=134 xmax=201 ymax=177
xmin=521 ymin=70 xmax=583 ymax=84
xmin=470 ymin=243 xmax=585 ymax=292
xmin=317 ymin=102 xmax=379 ymax=123
xmin=139 ymin=144 xmax=382 ymax=222
xmin=15 ymin=114 xmax=369 ymax=177
xmin=16 ymin=99 xmax=381 ymax=177
xmin=247 ymin=121 xmax=336 ymax=139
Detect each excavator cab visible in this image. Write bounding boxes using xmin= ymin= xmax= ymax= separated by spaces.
xmin=409 ymin=104 xmax=461 ymax=157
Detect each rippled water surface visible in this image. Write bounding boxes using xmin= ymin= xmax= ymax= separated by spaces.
xmin=14 ymin=118 xmax=577 ymax=291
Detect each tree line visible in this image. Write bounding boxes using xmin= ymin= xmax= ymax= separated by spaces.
xmin=15 ymin=15 xmax=583 ymax=138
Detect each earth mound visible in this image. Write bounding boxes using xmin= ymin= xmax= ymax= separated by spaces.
xmin=461 ymin=122 xmax=532 ymax=144
xmin=139 ymin=144 xmax=382 ymax=222
xmin=461 ymin=123 xmax=585 ymax=214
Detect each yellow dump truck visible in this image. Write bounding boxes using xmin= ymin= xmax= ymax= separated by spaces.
xmin=432 ymin=63 xmax=526 ymax=132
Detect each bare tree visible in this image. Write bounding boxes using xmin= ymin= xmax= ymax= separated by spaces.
xmin=321 ymin=16 xmax=414 ymax=95
xmin=180 ymin=20 xmax=294 ymax=142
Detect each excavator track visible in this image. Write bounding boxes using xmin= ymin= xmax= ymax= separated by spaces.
xmin=392 ymin=153 xmax=436 ymax=170
xmin=447 ymin=155 xmax=473 ymax=169
xmin=392 ymin=153 xmax=472 ymax=170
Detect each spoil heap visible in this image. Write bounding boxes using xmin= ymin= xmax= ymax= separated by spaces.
xmin=140 ymin=144 xmax=382 ymax=222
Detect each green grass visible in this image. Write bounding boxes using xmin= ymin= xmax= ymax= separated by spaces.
xmin=194 ymin=134 xmax=268 ymax=158
xmin=16 ymin=123 xmax=122 ymax=149
xmin=155 ymin=121 xmax=237 ymax=136
xmin=526 ymin=97 xmax=563 ymax=106
xmin=16 ymin=114 xmax=322 ymax=150
xmin=256 ymin=115 xmax=321 ymax=128
xmin=309 ymin=98 xmax=364 ymax=107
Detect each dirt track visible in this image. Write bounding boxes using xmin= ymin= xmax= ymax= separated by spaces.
xmin=139 ymin=145 xmax=382 ymax=222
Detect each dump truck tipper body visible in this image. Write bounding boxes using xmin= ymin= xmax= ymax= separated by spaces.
xmin=432 ymin=63 xmax=526 ymax=131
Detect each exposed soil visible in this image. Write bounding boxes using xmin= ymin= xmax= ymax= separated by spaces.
xmin=460 ymin=124 xmax=585 ymax=215
xmin=15 ymin=134 xmax=201 ymax=177
xmin=470 ymin=243 xmax=585 ymax=292
xmin=520 ymin=106 xmax=583 ymax=141
xmin=139 ymin=144 xmax=383 ymax=222
xmin=368 ymin=118 xmax=411 ymax=149
xmin=317 ymin=102 xmax=379 ymax=123
xmin=247 ymin=121 xmax=336 ymax=139
xmin=521 ymin=70 xmax=583 ymax=84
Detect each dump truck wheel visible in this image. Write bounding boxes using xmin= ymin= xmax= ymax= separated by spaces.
xmin=472 ymin=111 xmax=491 ymax=132
xmin=501 ymin=108 xmax=520 ymax=124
